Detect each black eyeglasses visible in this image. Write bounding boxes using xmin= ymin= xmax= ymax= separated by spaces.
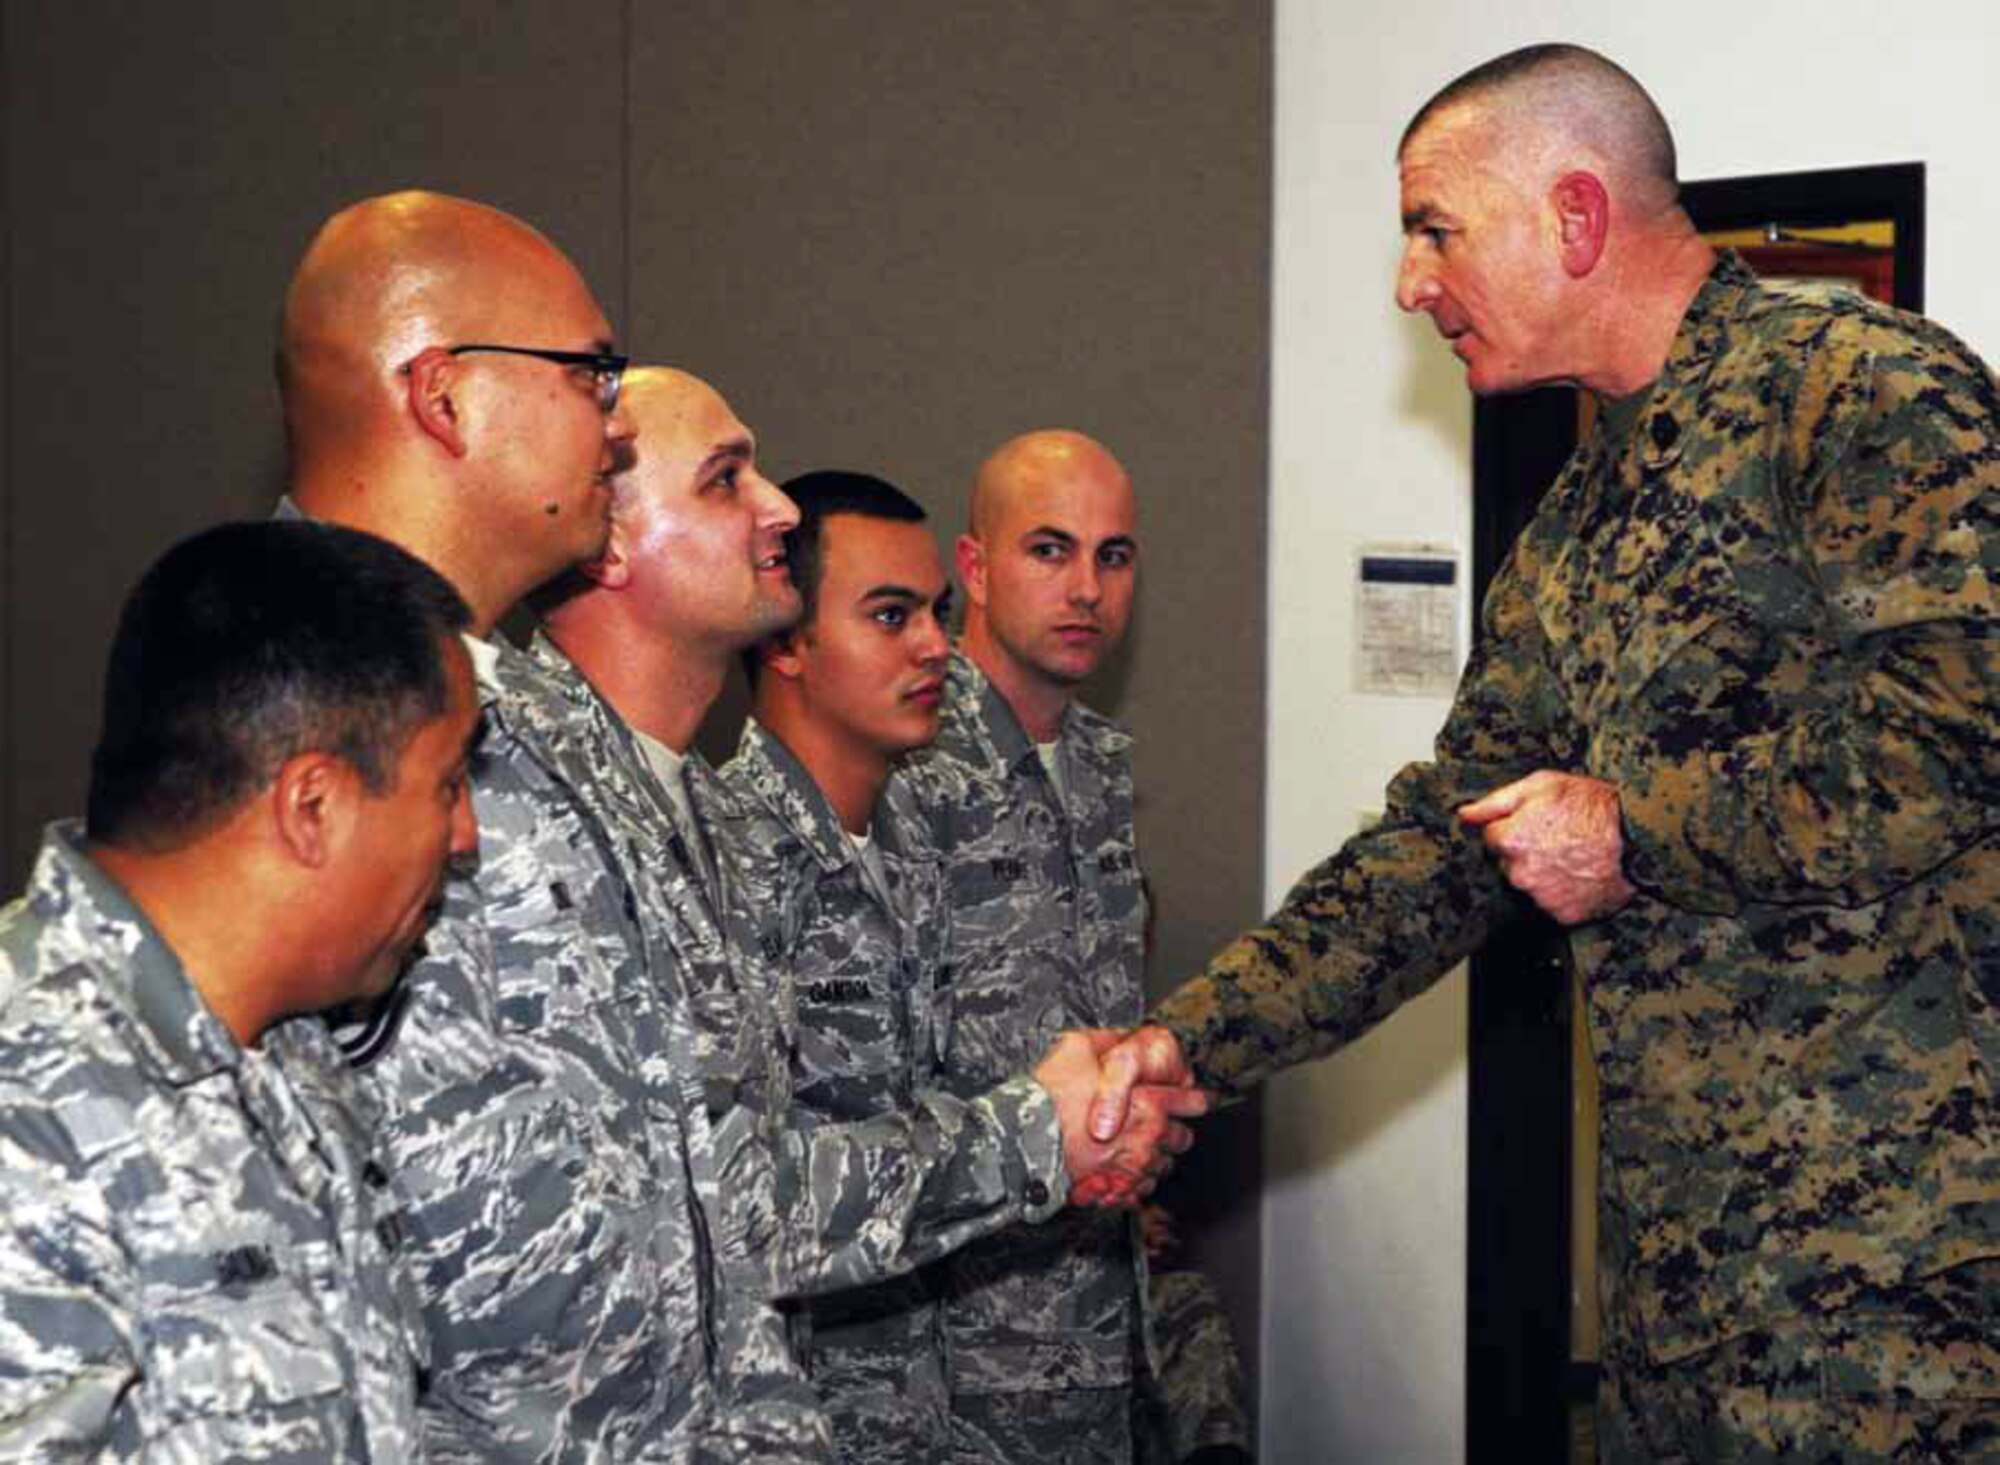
xmin=446 ymin=344 xmax=629 ymax=413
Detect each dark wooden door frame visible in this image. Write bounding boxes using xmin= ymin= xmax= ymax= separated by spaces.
xmin=1462 ymin=162 xmax=1925 ymax=1461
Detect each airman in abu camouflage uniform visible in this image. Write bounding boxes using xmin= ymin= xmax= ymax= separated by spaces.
xmin=0 ymin=522 xmax=475 ymax=1460
xmin=718 ymin=470 xmax=1059 ymax=1463
xmin=1107 ymin=44 xmax=2000 ymax=1458
xmin=721 ymin=726 xmax=966 ymax=1462
xmin=715 ymin=468 xmax=966 ymax=1462
xmin=370 ymin=633 xmax=831 ymax=1461
xmin=907 ymin=431 xmax=1153 ymax=1463
xmin=278 ymin=194 xmax=835 ymax=1460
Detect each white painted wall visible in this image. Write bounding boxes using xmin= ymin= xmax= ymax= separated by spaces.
xmin=1262 ymin=4 xmax=2000 ymax=1459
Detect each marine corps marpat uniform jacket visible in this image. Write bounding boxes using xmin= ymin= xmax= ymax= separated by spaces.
xmin=0 ymin=825 xmax=424 ymax=1460
xmin=717 ymin=722 xmax=1068 ymax=1463
xmin=350 ymin=635 xmax=828 ymax=1463
xmin=1154 ymin=252 xmax=2000 ymax=1367
xmin=908 ymin=653 xmax=1149 ymax=1416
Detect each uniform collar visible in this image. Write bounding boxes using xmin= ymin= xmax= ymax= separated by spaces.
xmin=519 ymin=631 xmax=735 ymax=853
xmin=24 ymin=822 xmax=245 ymax=1086
xmin=461 ymin=632 xmax=505 ymax=702
xmin=733 ymin=719 xmax=893 ymax=874
xmin=943 ymin=647 xmax=1131 ymax=775
xmin=946 ymin=648 xmax=1041 ymax=776
xmin=1630 ymin=249 xmax=1760 ymax=473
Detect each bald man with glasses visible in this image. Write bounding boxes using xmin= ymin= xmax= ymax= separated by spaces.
xmin=274 ymin=190 xmax=828 ymax=1461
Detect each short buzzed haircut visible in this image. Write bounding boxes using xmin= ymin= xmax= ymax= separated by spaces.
xmin=781 ymin=471 xmax=929 ymax=627
xmin=1400 ymin=43 xmax=1679 ymax=204
xmin=742 ymin=470 xmax=928 ymax=687
xmin=87 ymin=520 xmax=471 ymax=849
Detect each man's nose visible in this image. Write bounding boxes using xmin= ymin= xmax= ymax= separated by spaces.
xmin=912 ymin=608 xmax=951 ymax=664
xmin=1396 ymin=241 xmax=1438 ymax=314
xmin=449 ymin=783 xmax=478 ymax=859
xmin=605 ymin=395 xmax=638 ymax=444
xmin=1069 ymin=557 xmax=1102 ymax=605
xmin=753 ymin=472 xmax=799 ymax=532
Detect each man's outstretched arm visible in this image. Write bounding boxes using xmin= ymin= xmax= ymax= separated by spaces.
xmin=774 ymin=1028 xmax=1208 ymax=1298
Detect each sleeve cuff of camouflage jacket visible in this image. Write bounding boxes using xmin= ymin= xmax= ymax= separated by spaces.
xmin=1140 ymin=984 xmax=1222 ymax=1092
xmin=987 ymin=1074 xmax=1069 ymax=1224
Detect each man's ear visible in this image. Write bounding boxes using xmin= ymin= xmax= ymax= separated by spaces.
xmin=762 ymin=629 xmax=807 ymax=683
xmin=269 ymin=752 xmax=355 ymax=868
xmin=1553 ymin=170 xmax=1610 ymax=279
xmin=406 ymin=347 xmax=470 ymax=459
xmin=954 ymin=534 xmax=988 ymax=608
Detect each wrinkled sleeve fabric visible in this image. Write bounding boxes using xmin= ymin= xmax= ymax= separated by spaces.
xmin=1620 ymin=324 xmax=2000 ymax=914
xmin=774 ymin=1074 xmax=1066 ymax=1299
xmin=0 ymin=1134 xmax=132 ymax=1458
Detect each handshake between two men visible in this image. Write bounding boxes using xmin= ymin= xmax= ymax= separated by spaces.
xmin=1033 ymin=1026 xmax=1210 ymax=1207
xmin=1034 ymin=768 xmax=1642 ymax=1209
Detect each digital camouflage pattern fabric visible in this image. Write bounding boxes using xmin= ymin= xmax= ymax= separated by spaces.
xmin=1597 ymin=1260 xmax=2000 ymax=1462
xmin=717 ymin=718 xmax=1071 ymax=1464
xmin=0 ymin=825 xmax=425 ymax=1461
xmin=908 ymin=652 xmax=1149 ymax=1462
xmin=1153 ymin=253 xmax=2000 ymax=1380
xmin=348 ymin=635 xmax=827 ymax=1463
xmin=1134 ymin=1270 xmax=1252 ymax=1465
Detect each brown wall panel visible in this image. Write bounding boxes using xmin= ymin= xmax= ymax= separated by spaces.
xmin=3 ymin=1 xmax=626 ymax=888
xmin=626 ymin=0 xmax=1271 ymax=1395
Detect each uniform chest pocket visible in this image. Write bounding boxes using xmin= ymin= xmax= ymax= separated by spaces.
xmin=489 ymin=885 xmax=640 ymax=1035
xmin=1539 ymin=503 xmax=1743 ymax=728
xmin=791 ymin=961 xmax=916 ymax=1114
xmin=946 ymin=856 xmax=1064 ymax=952
xmin=139 ymin=1250 xmax=352 ymax=1439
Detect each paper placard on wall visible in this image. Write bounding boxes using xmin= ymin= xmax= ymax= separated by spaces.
xmin=1354 ymin=547 xmax=1460 ymax=697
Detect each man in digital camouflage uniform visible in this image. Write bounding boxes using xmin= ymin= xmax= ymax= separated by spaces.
xmin=907 ymin=429 xmax=1151 ymax=1463
xmin=719 ymin=470 xmax=996 ymax=1461
xmin=1096 ymin=44 xmax=2000 ymax=1460
xmin=0 ymin=521 xmax=478 ymax=1459
xmin=278 ymin=191 xmax=841 ymax=1461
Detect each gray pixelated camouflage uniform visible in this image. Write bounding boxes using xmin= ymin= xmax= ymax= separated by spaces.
xmin=1134 ymin=1271 xmax=1251 ymax=1465
xmin=716 ymin=720 xmax=1069 ymax=1464
xmin=0 ymin=824 xmax=425 ymax=1461
xmin=348 ymin=634 xmax=827 ymax=1463
xmin=906 ymin=651 xmax=1148 ymax=1463
xmin=1153 ymin=253 xmax=2000 ymax=1413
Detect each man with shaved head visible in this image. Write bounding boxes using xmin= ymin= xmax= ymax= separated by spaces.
xmin=1096 ymin=43 xmax=2000 ymax=1457
xmin=272 ymin=195 xmax=841 ymax=1460
xmin=901 ymin=429 xmax=1153 ymax=1462
xmin=281 ymin=189 xmax=629 ymax=629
